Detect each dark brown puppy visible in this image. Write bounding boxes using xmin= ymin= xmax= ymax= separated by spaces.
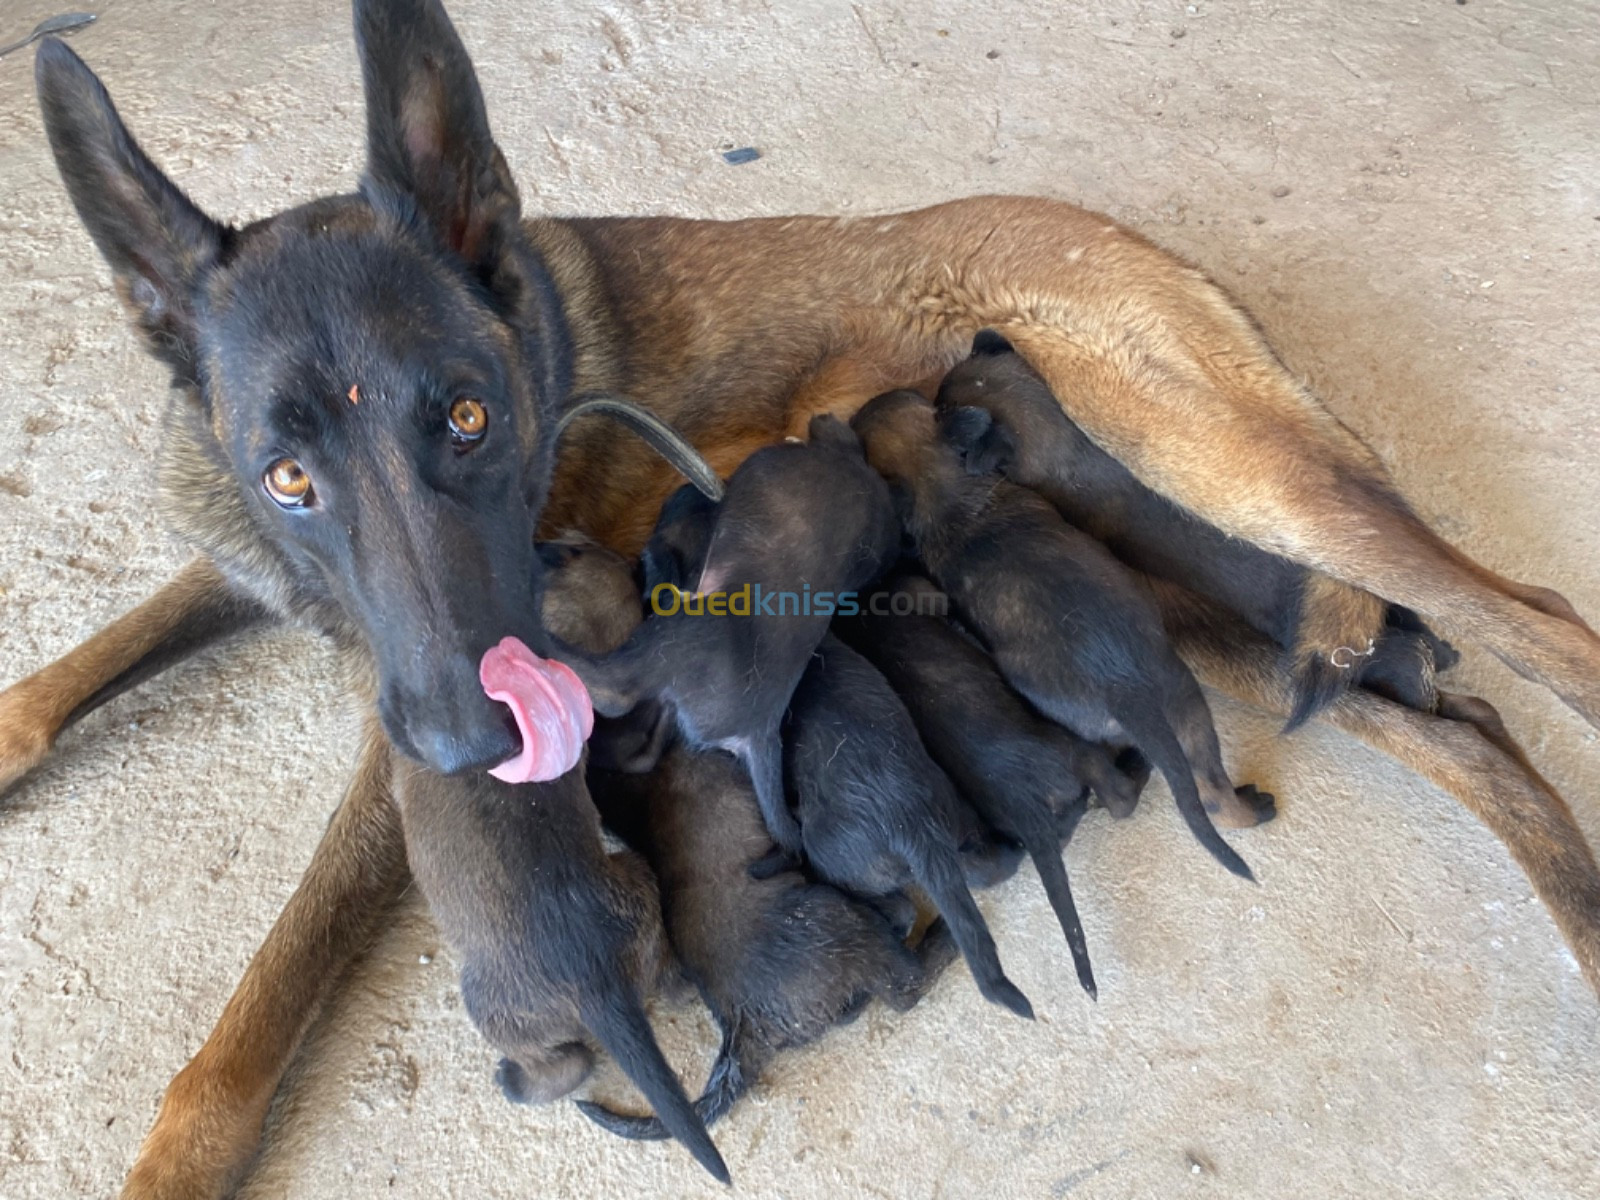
xmin=938 ymin=331 xmax=1458 ymax=727
xmin=766 ymin=632 xmax=1035 ymax=1016
xmin=396 ymin=767 xmax=727 ymax=1182
xmin=837 ymin=570 xmax=1151 ymax=996
xmin=535 ymin=536 xmax=672 ymax=773
xmin=561 ymin=415 xmax=900 ymax=856
xmin=851 ymin=389 xmax=1269 ymax=884
xmin=579 ymin=744 xmax=957 ymax=1139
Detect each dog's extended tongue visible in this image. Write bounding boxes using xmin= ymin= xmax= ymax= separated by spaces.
xmin=480 ymin=638 xmax=594 ymax=784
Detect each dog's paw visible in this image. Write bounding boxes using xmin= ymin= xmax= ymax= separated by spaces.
xmin=1210 ymin=783 xmax=1277 ymax=829
xmin=0 ymin=681 xmax=57 ymax=794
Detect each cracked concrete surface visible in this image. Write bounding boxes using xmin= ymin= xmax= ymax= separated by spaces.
xmin=2 ymin=0 xmax=1599 ymax=1196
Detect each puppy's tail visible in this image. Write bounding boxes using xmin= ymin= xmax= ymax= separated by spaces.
xmin=1111 ymin=698 xmax=1253 ymax=882
xmin=576 ymin=1017 xmax=751 ymax=1144
xmin=908 ymin=838 xmax=1034 ymax=1020
xmin=1282 ymin=575 xmax=1388 ymax=731
xmin=1014 ymin=815 xmax=1096 ymax=1000
xmin=578 ymin=973 xmax=730 ymax=1183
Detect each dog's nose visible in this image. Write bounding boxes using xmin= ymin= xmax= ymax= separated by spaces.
xmin=381 ymin=663 xmax=525 ymax=776
xmin=411 ymin=711 xmax=523 ymax=777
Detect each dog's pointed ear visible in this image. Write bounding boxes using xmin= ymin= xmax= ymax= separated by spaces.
xmin=940 ymin=406 xmax=1016 ymax=476
xmin=35 ymin=39 xmax=227 ymax=380
xmin=355 ymin=0 xmax=520 ymax=283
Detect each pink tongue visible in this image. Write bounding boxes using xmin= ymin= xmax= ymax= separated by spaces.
xmin=479 ymin=637 xmax=594 ymax=783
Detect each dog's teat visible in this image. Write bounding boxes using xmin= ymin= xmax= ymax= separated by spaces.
xmin=347 ymin=384 xmax=360 ymax=406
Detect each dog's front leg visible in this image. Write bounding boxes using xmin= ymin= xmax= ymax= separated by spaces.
xmin=0 ymin=557 xmax=265 ymax=793
xmin=120 ymin=719 xmax=407 ymax=1200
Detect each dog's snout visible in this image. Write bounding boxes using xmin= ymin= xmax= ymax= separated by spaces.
xmin=380 ymin=653 xmax=523 ymax=776
xmin=412 ymin=714 xmax=522 ymax=777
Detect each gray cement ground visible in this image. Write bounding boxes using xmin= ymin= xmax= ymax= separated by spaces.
xmin=2 ymin=0 xmax=1598 ymax=1196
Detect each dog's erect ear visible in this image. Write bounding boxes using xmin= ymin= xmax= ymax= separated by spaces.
xmin=355 ymin=0 xmax=521 ymax=281
xmin=940 ymin=406 xmax=1016 ymax=477
xmin=970 ymin=329 xmax=1014 ymax=357
xmin=35 ymin=39 xmax=227 ymax=381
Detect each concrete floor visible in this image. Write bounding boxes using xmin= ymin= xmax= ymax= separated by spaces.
xmin=2 ymin=0 xmax=1599 ymax=1196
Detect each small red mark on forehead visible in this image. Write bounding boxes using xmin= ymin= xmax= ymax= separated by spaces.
xmin=347 ymin=384 xmax=360 ymax=406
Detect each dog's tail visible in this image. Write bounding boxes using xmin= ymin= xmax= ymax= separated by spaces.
xmin=906 ymin=836 xmax=1034 ymax=1019
xmin=1011 ymin=807 xmax=1096 ymax=1000
xmin=1283 ymin=575 xmax=1388 ymax=731
xmin=576 ymin=1016 xmax=751 ymax=1144
xmin=1110 ymin=696 xmax=1254 ymax=882
xmin=578 ymin=973 xmax=730 ymax=1183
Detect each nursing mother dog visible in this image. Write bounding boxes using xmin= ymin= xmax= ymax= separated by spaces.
xmin=1 ymin=0 xmax=1598 ymax=1194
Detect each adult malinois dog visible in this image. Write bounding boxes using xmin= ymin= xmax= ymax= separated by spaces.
xmin=3 ymin=0 xmax=1599 ymax=1195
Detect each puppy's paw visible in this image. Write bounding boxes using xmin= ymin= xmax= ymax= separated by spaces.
xmin=495 ymin=1045 xmax=592 ymax=1106
xmin=1210 ymin=783 xmax=1277 ymax=829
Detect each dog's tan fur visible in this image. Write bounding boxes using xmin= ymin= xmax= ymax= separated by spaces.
xmin=6 ymin=195 xmax=1600 ymax=1199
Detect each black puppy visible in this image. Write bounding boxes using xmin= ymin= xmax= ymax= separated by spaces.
xmin=765 ymin=633 xmax=1035 ymax=1017
xmin=938 ymin=332 xmax=1457 ymax=727
xmin=852 ymin=389 xmax=1270 ymax=885
xmin=579 ymin=744 xmax=957 ymax=1138
xmin=397 ymin=766 xmax=727 ymax=1182
xmin=561 ymin=415 xmax=900 ymax=855
xmin=838 ymin=570 xmax=1152 ymax=997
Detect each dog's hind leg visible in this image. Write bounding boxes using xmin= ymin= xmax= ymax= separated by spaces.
xmin=1150 ymin=576 xmax=1600 ymax=998
xmin=121 ymin=720 xmax=407 ymax=1200
xmin=998 ymin=319 xmax=1600 ymax=730
xmin=0 ymin=558 xmax=263 ymax=794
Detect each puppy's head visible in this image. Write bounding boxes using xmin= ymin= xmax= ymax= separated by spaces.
xmin=538 ymin=537 xmax=643 ymax=656
xmin=936 ymin=330 xmax=1083 ymax=479
xmin=36 ymin=1 xmax=572 ymax=776
xmin=849 ymin=389 xmax=940 ymax=487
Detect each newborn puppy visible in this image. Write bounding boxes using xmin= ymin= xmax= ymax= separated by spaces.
xmin=851 ymin=389 xmax=1269 ymax=885
xmin=561 ymin=415 xmax=900 ymax=854
xmin=837 ymin=570 xmax=1152 ymax=997
xmin=398 ymin=767 xmax=727 ymax=1182
xmin=938 ymin=331 xmax=1457 ymax=726
xmin=578 ymin=744 xmax=957 ymax=1139
xmin=535 ymin=537 xmax=671 ymax=773
xmin=772 ymin=632 xmax=1036 ymax=1017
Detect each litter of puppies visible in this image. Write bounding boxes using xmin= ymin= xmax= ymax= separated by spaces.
xmin=446 ymin=331 xmax=1456 ymax=1180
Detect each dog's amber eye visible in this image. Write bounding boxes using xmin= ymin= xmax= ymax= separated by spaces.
xmin=264 ymin=458 xmax=314 ymax=507
xmin=449 ymin=397 xmax=488 ymax=447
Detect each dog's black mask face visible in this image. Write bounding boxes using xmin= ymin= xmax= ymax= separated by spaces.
xmin=36 ymin=0 xmax=572 ymax=775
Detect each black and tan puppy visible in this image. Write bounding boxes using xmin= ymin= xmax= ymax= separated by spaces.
xmin=759 ymin=633 xmax=1034 ymax=1017
xmin=561 ymin=415 xmax=900 ymax=855
xmin=578 ymin=744 xmax=957 ymax=1139
xmin=938 ymin=331 xmax=1457 ymax=727
xmin=837 ymin=570 xmax=1152 ymax=997
xmin=851 ymin=389 xmax=1269 ymax=886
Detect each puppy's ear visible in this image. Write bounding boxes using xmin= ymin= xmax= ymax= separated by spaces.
xmin=940 ymin=406 xmax=1016 ymax=477
xmin=970 ymin=329 xmax=1014 ymax=357
xmin=35 ymin=40 xmax=228 ymax=382
xmin=807 ymin=413 xmax=864 ymax=454
xmin=355 ymin=0 xmax=521 ymax=288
